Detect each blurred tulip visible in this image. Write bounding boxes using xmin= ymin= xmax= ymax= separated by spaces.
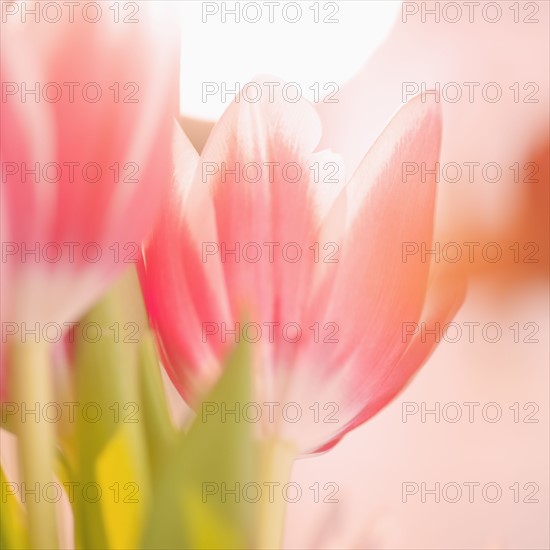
xmin=0 ymin=1 xmax=180 ymax=330
xmin=140 ymin=80 xmax=466 ymax=455
xmin=0 ymin=4 xmax=181 ymax=547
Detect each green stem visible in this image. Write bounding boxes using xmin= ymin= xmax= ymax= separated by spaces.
xmin=256 ymin=438 xmax=297 ymax=550
xmin=11 ymin=340 xmax=59 ymax=550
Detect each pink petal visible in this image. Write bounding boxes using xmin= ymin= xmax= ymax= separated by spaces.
xmin=1 ymin=4 xmax=180 ymax=327
xmin=139 ymin=125 xmax=225 ymax=402
xmin=315 ymin=265 xmax=467 ymax=454
xmin=160 ymin=78 xmax=343 ymax=403
xmin=289 ymin=95 xmax=445 ymax=452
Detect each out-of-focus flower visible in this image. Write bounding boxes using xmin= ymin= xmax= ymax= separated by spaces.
xmin=140 ymin=80 xmax=466 ymax=454
xmin=0 ymin=2 xmax=180 ymax=330
xmin=1 ymin=6 xmax=181 ymax=546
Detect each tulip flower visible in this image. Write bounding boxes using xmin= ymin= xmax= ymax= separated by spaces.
xmin=0 ymin=4 xmax=180 ymax=547
xmin=1 ymin=2 xmax=180 ymax=330
xmin=140 ymin=79 xmax=466 ymax=458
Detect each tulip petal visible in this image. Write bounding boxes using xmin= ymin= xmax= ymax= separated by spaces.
xmin=139 ymin=125 xmax=225 ymax=403
xmin=1 ymin=4 xmax=180 ymax=327
xmin=180 ymin=78 xmax=344 ymax=402
xmin=284 ymin=95 xmax=445 ymax=451
xmin=314 ymin=266 xmax=467 ymax=454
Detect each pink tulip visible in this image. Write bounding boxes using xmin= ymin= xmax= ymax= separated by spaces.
xmin=140 ymin=80 xmax=466 ymax=454
xmin=1 ymin=2 xmax=180 ymax=330
xmin=1 ymin=7 xmax=181 ymax=544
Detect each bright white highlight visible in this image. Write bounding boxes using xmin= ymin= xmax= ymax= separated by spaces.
xmin=180 ymin=1 xmax=401 ymax=119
